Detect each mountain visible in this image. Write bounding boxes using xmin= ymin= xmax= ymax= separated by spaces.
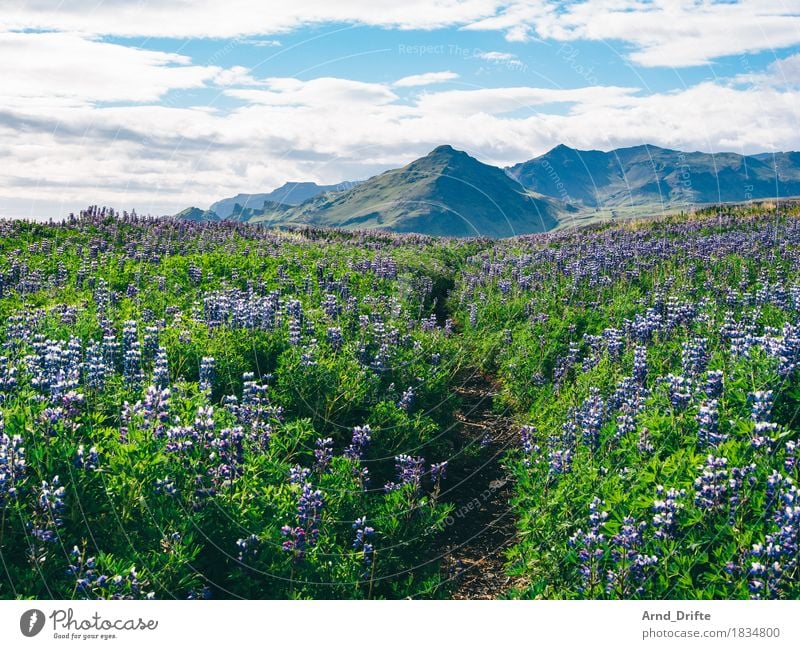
xmin=209 ymin=181 xmax=358 ymax=219
xmin=507 ymin=144 xmax=800 ymax=209
xmin=174 ymin=206 xmax=221 ymax=222
xmin=174 ymin=143 xmax=800 ymax=237
xmin=250 ymin=145 xmax=561 ymax=237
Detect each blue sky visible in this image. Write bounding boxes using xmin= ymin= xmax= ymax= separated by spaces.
xmin=1 ymin=1 xmax=800 ymax=217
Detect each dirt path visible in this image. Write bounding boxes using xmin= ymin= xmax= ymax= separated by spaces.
xmin=437 ymin=372 xmax=519 ymax=599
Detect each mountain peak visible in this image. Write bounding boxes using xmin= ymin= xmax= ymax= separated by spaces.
xmin=243 ymin=144 xmax=560 ymax=237
xmin=425 ymin=144 xmax=474 ymax=162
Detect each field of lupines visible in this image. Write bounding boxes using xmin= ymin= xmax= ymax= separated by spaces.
xmin=0 ymin=205 xmax=799 ymax=599
xmin=454 ymin=207 xmax=800 ymax=599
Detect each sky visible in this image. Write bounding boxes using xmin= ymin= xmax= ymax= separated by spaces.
xmin=2 ymin=0 xmax=800 ymax=218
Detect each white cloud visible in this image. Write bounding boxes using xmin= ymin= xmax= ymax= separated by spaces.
xmin=735 ymin=53 xmax=800 ymax=88
xmin=393 ymin=71 xmax=459 ymax=87
xmin=226 ymin=77 xmax=399 ymax=106
xmin=3 ymin=70 xmax=800 ymax=217
xmin=239 ymin=38 xmax=283 ymax=47
xmin=468 ymin=1 xmax=800 ymax=67
xmin=0 ymin=1 xmax=503 ymax=37
xmin=414 ymin=85 xmax=639 ymax=115
xmin=3 ymin=1 xmax=800 ymax=67
xmin=0 ymin=32 xmax=228 ymax=106
xmin=2 ymin=2 xmax=800 ymax=217
xmin=474 ymin=51 xmax=519 ymax=63
xmin=515 ymin=0 xmax=800 ymax=68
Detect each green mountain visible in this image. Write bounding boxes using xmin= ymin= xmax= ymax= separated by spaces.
xmin=174 ymin=206 xmax=221 ymax=222
xmin=250 ymin=145 xmax=561 ymax=237
xmin=210 ymin=181 xmax=358 ymax=219
xmin=175 ymin=144 xmax=800 ymax=236
xmin=507 ymin=144 xmax=800 ymax=209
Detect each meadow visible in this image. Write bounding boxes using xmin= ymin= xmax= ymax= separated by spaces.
xmin=0 ymin=205 xmax=798 ymax=599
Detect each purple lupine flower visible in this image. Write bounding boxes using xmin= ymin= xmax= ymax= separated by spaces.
xmin=235 ymin=534 xmax=260 ymax=562
xmin=468 ymin=303 xmax=477 ymax=328
xmin=282 ymin=470 xmax=324 ymax=561
xmin=703 ymin=370 xmax=724 ymax=398
xmin=32 ymin=476 xmax=66 ymax=543
xmin=186 ymin=586 xmax=213 ymax=600
xmin=142 ymin=326 xmax=159 ymax=360
xmin=578 ymin=388 xmax=605 ymax=453
xmin=548 ymin=416 xmax=576 ymax=477
xmin=344 ymin=425 xmax=371 ymax=461
xmin=385 ymin=454 xmax=426 ymax=494
xmin=84 ymin=342 xmax=108 ymax=391
xmin=288 ymin=464 xmax=311 ymax=485
xmin=696 ymin=400 xmax=726 ymax=447
xmin=664 ymin=374 xmax=692 ymax=410
xmin=748 ymin=478 xmax=800 ymax=599
xmin=750 ymin=391 xmax=774 ymax=422
xmin=67 ymin=545 xmax=100 ymax=595
xmin=632 ymin=345 xmax=647 ymax=385
xmin=568 ymin=497 xmax=608 ymax=596
xmin=193 ymin=405 xmax=215 ymax=443
xmin=430 ymin=461 xmax=448 ymax=484
xmin=151 ymin=347 xmax=169 ymax=388
xmin=605 ymin=517 xmax=658 ymax=598
xmin=681 ymin=337 xmax=709 ymax=377
xmin=154 ymin=477 xmax=178 ymax=497
xmin=74 ymin=445 xmax=99 ymax=471
xmin=326 ymin=327 xmax=343 ymax=351
xmin=637 ymin=427 xmax=654 ymax=455
xmin=397 ymin=386 xmax=415 ymax=412
xmin=209 ymin=426 xmax=245 ymax=485
xmin=199 ymin=356 xmax=215 ymax=393
xmin=313 ymin=438 xmax=334 ymax=473
xmin=785 ymin=441 xmax=797 ymax=473
xmin=0 ymin=413 xmax=25 ymax=506
xmin=352 ymin=516 xmax=375 ymax=572
xmin=67 ymin=544 xmax=157 ymax=599
xmin=519 ymin=425 xmax=540 ymax=466
xmin=614 ymin=405 xmax=637 ymax=441
xmin=693 ymin=454 xmax=755 ymax=524
xmin=765 ymin=470 xmax=789 ymax=512
xmin=694 ymin=455 xmax=729 ymax=511
xmin=123 ymin=344 xmax=143 ymax=392
xmin=751 ymin=421 xmax=777 ymax=452
xmin=142 ymin=384 xmax=171 ymax=437
xmin=652 ymin=486 xmax=685 ymax=541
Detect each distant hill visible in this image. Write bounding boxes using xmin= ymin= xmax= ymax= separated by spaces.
xmin=249 ymin=145 xmax=561 ymax=237
xmin=210 ymin=181 xmax=358 ymax=219
xmin=507 ymin=144 xmax=800 ymax=209
xmin=174 ymin=206 xmax=221 ymax=222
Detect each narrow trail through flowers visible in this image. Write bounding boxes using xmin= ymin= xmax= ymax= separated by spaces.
xmin=437 ymin=371 xmax=519 ymax=599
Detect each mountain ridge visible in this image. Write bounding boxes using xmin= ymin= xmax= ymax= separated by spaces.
xmin=209 ymin=181 xmax=359 ymax=219
xmin=175 ymin=143 xmax=800 ymax=237
xmin=507 ymin=144 xmax=800 ymax=209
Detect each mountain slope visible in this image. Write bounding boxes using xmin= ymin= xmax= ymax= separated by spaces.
xmin=174 ymin=206 xmax=221 ymax=222
xmin=210 ymin=181 xmax=358 ymax=219
xmin=251 ymin=145 xmax=561 ymax=237
xmin=508 ymin=144 xmax=800 ymax=208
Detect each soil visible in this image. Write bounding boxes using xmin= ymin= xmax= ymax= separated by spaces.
xmin=436 ymin=371 xmax=520 ymax=599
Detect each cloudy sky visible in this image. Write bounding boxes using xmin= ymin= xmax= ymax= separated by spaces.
xmin=2 ymin=0 xmax=800 ymax=218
